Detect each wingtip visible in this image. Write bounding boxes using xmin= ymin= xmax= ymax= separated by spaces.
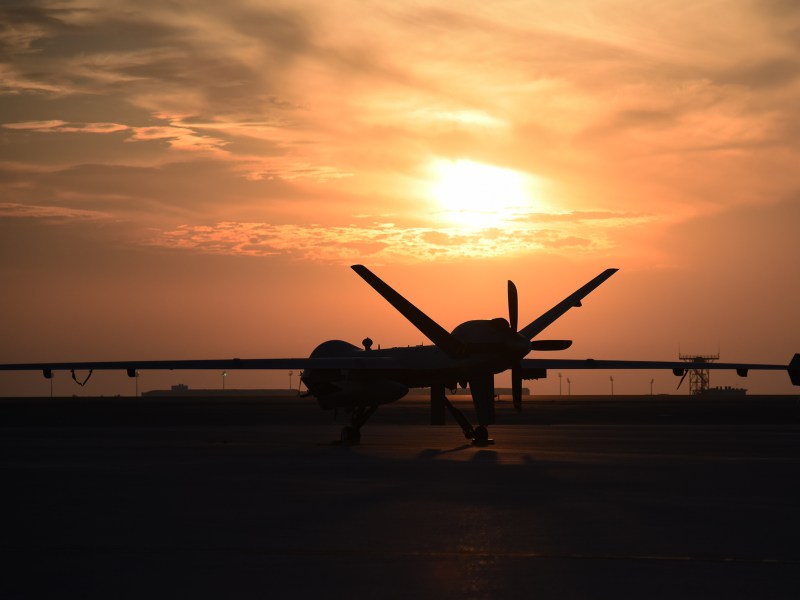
xmin=790 ymin=353 xmax=800 ymax=386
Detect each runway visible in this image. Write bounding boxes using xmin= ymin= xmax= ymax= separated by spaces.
xmin=2 ymin=395 xmax=800 ymax=598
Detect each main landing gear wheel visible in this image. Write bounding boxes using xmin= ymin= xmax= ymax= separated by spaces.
xmin=340 ymin=426 xmax=361 ymax=445
xmin=437 ymin=392 xmax=495 ymax=445
xmin=471 ymin=425 xmax=495 ymax=447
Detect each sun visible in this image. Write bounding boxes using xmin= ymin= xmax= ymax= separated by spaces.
xmin=428 ymin=159 xmax=537 ymax=228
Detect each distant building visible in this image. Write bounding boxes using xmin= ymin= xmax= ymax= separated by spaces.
xmin=407 ymin=387 xmax=530 ymax=397
xmin=697 ymin=386 xmax=747 ymax=397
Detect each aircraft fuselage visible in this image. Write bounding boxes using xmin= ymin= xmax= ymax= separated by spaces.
xmin=302 ymin=318 xmax=532 ymax=409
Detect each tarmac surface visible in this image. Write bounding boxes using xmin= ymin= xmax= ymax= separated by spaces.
xmin=2 ymin=394 xmax=800 ymax=599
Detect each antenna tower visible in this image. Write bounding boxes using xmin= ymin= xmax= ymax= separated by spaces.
xmin=679 ymin=352 xmax=720 ymax=395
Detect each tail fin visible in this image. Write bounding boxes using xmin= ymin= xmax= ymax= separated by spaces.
xmin=789 ymin=354 xmax=800 ymax=386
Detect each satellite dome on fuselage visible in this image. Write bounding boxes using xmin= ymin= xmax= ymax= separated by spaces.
xmin=309 ymin=339 xmax=362 ymax=357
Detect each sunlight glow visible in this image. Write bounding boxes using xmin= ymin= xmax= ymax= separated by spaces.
xmin=428 ymin=159 xmax=537 ymax=228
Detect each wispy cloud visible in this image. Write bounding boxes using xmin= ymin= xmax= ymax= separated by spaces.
xmin=2 ymin=116 xmax=350 ymax=180
xmin=126 ymin=124 xmax=229 ymax=155
xmin=3 ymin=117 xmax=231 ymax=157
xmin=4 ymin=120 xmax=128 ymax=133
xmin=148 ymin=211 xmax=652 ymax=263
xmin=0 ymin=202 xmax=109 ymax=221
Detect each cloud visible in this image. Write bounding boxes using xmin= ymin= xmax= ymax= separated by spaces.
xmin=146 ymin=210 xmax=650 ymax=263
xmin=2 ymin=115 xmax=350 ymax=179
xmin=0 ymin=62 xmax=76 ymax=94
xmin=715 ymin=58 xmax=800 ymax=90
xmin=1 ymin=0 xmax=799 ymax=269
xmin=0 ymin=5 xmax=64 ymax=55
xmin=2 ymin=117 xmax=232 ymax=159
xmin=127 ymin=124 xmax=229 ymax=154
xmin=4 ymin=119 xmax=128 ymax=133
xmin=0 ymin=202 xmax=109 ymax=221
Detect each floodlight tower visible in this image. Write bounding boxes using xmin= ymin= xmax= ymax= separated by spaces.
xmin=679 ymin=352 xmax=720 ymax=395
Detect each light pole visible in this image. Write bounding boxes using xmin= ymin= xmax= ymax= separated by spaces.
xmin=222 ymin=371 xmax=227 ymax=390
xmin=610 ymin=376 xmax=614 ymax=396
xmin=288 ymin=370 xmax=293 ymax=391
xmin=567 ymin=377 xmax=571 ymax=396
xmin=650 ymin=378 xmax=654 ymax=395
xmin=558 ymin=372 xmax=562 ymax=396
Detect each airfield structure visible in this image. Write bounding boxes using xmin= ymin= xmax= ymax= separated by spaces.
xmin=679 ymin=352 xmax=719 ymax=395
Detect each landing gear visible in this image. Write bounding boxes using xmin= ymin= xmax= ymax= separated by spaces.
xmin=337 ymin=405 xmax=378 ymax=446
xmin=437 ymin=391 xmax=494 ymax=446
xmin=471 ymin=425 xmax=494 ymax=447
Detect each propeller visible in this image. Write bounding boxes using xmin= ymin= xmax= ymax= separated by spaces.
xmin=508 ymin=269 xmax=618 ymax=412
xmin=530 ymin=340 xmax=572 ymax=351
xmin=508 ymin=280 xmax=518 ymax=333
xmin=508 ymin=281 xmax=524 ymax=412
xmin=508 ymin=282 xmax=580 ymax=412
xmin=506 ymin=282 xmax=575 ymax=411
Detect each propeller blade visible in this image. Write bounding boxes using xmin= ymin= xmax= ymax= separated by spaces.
xmin=512 ymin=365 xmax=522 ymax=412
xmin=508 ymin=280 xmax=518 ymax=333
xmin=351 ymin=265 xmax=468 ymax=359
xmin=519 ymin=268 xmax=618 ymax=340
xmin=530 ymin=340 xmax=573 ymax=351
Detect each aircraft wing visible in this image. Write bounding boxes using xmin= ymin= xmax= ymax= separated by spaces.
xmin=521 ymin=356 xmax=797 ymax=381
xmin=0 ymin=356 xmax=402 ymax=374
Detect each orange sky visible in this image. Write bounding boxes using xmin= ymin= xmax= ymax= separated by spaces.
xmin=1 ymin=1 xmax=798 ymax=396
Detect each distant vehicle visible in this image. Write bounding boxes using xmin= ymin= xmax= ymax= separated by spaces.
xmin=2 ymin=265 xmax=798 ymax=444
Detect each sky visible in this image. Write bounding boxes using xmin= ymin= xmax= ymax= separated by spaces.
xmin=1 ymin=0 xmax=799 ymax=396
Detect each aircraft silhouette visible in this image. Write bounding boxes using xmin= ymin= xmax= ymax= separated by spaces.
xmin=2 ymin=265 xmax=798 ymax=444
